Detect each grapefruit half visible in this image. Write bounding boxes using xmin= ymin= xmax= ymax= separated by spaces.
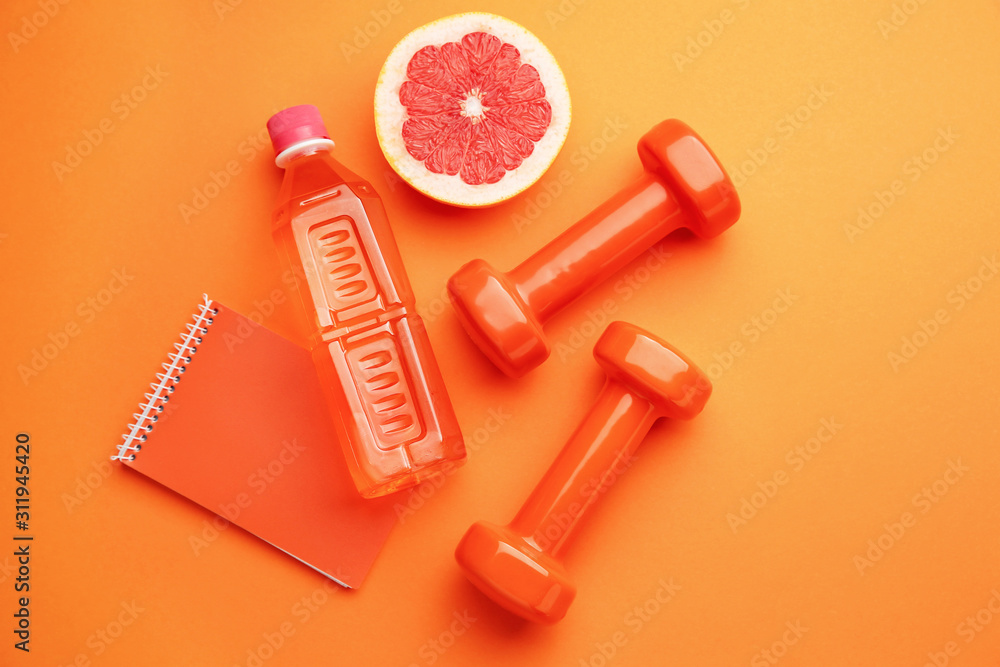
xmin=374 ymin=13 xmax=571 ymax=207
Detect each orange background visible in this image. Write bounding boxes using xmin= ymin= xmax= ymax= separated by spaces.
xmin=3 ymin=1 xmax=1000 ymax=665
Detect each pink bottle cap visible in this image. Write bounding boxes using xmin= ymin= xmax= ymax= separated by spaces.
xmin=267 ymin=105 xmax=331 ymax=157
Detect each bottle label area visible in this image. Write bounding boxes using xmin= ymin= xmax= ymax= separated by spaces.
xmin=308 ymin=216 xmax=385 ymax=326
xmin=345 ymin=326 xmax=422 ymax=448
xmin=296 ymin=214 xmax=429 ymax=454
xmin=316 ymin=315 xmax=429 ymax=454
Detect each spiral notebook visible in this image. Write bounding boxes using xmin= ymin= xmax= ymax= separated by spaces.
xmin=112 ymin=295 xmax=397 ymax=588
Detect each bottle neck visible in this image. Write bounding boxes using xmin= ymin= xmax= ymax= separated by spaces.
xmin=275 ymin=138 xmax=336 ymax=169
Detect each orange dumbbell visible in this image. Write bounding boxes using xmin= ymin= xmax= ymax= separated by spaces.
xmin=455 ymin=321 xmax=712 ymax=623
xmin=448 ymin=119 xmax=740 ymax=378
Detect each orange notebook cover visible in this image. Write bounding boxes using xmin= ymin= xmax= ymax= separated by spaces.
xmin=111 ymin=295 xmax=396 ymax=588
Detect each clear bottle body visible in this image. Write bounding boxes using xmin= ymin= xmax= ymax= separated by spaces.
xmin=272 ymin=145 xmax=465 ymax=497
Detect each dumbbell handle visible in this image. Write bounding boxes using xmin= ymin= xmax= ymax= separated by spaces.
xmin=509 ymin=174 xmax=685 ymax=324
xmin=510 ymin=380 xmax=658 ymax=558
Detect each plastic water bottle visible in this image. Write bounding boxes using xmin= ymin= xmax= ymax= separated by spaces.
xmin=267 ymin=105 xmax=466 ymax=497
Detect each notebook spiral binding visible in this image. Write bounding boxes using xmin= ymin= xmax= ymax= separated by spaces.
xmin=112 ymin=294 xmax=219 ymax=462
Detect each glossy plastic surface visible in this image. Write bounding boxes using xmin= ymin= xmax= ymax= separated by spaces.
xmin=271 ymin=134 xmax=465 ymax=498
xmin=267 ymin=104 xmax=331 ymax=156
xmin=447 ymin=119 xmax=740 ymax=377
xmin=455 ymin=322 xmax=711 ymax=623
